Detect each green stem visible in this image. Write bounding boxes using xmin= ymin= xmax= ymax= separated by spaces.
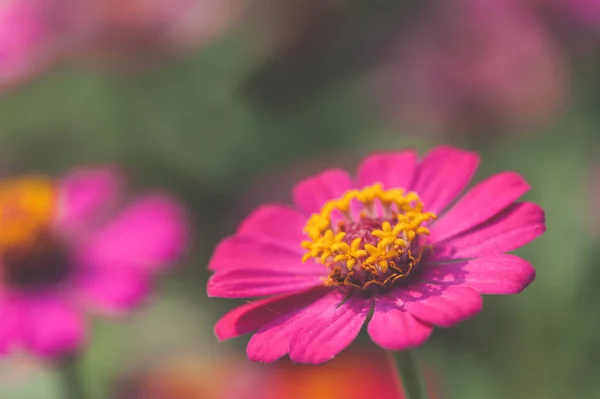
xmin=59 ymin=355 xmax=87 ymax=399
xmin=393 ymin=350 xmax=430 ymax=399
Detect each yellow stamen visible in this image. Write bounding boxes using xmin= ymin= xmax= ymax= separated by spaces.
xmin=0 ymin=177 xmax=56 ymax=251
xmin=331 ymin=238 xmax=368 ymax=270
xmin=371 ymin=222 xmax=406 ymax=248
xmin=301 ymin=184 xmax=437 ymax=288
xmin=363 ymin=242 xmax=399 ymax=273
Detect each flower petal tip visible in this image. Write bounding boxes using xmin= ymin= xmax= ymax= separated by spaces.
xmin=213 ymin=326 xmax=227 ymax=342
xmin=513 ymin=262 xmax=536 ymax=294
xmin=206 ymin=278 xmax=220 ymax=298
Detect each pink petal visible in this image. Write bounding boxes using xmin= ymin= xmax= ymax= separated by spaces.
xmin=236 ymin=204 xmax=306 ymax=253
xmin=433 ymin=202 xmax=546 ymax=260
xmin=368 ymin=292 xmax=432 ymax=350
xmin=357 ymin=150 xmax=418 ymax=189
xmin=410 ymin=146 xmax=479 ymax=215
xmin=402 ymin=284 xmax=482 ymax=327
xmin=422 ymin=254 xmax=536 ymax=295
xmin=247 ymin=291 xmax=339 ymax=363
xmin=288 ymin=293 xmax=370 ymax=364
xmin=292 ymin=169 xmax=355 ymax=215
xmin=75 ymin=267 xmax=151 ymax=315
xmin=215 ymin=287 xmax=329 ymax=341
xmin=207 ymin=267 xmax=325 ymax=298
xmin=82 ymin=195 xmax=188 ymax=273
xmin=209 ymin=236 xmax=323 ymax=273
xmin=430 ymin=172 xmax=530 ymax=242
xmin=20 ymin=295 xmax=86 ymax=358
xmin=0 ymin=298 xmax=20 ymax=354
xmin=57 ymin=166 xmax=123 ymax=227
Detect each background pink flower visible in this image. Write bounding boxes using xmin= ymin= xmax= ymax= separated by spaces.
xmin=568 ymin=0 xmax=600 ymax=25
xmin=540 ymin=0 xmax=600 ymax=30
xmin=0 ymin=0 xmax=246 ymax=90
xmin=64 ymin=0 xmax=246 ymax=65
xmin=374 ymin=0 xmax=567 ymax=134
xmin=208 ymin=146 xmax=545 ymax=364
xmin=0 ymin=167 xmax=188 ymax=358
xmin=0 ymin=0 xmax=62 ymax=91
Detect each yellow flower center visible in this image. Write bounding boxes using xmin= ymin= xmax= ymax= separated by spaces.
xmin=0 ymin=177 xmax=70 ymax=289
xmin=0 ymin=177 xmax=57 ymax=252
xmin=301 ymin=184 xmax=436 ymax=291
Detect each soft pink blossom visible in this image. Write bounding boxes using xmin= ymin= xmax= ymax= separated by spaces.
xmin=530 ymin=0 xmax=600 ymax=40
xmin=208 ymin=146 xmax=545 ymax=364
xmin=65 ymin=0 xmax=245 ymax=65
xmin=0 ymin=167 xmax=188 ymax=358
xmin=563 ymin=0 xmax=600 ymax=28
xmin=0 ymin=0 xmax=60 ymax=89
xmin=0 ymin=0 xmax=245 ymax=89
xmin=374 ymin=0 xmax=567 ymax=134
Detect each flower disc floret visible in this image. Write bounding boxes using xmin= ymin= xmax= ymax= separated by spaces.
xmin=0 ymin=177 xmax=56 ymax=251
xmin=301 ymin=184 xmax=437 ymax=290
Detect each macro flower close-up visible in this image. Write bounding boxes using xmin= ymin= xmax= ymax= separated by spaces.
xmin=2 ymin=0 xmax=600 ymax=397
xmin=0 ymin=167 xmax=187 ymax=358
xmin=208 ymin=146 xmax=545 ymax=364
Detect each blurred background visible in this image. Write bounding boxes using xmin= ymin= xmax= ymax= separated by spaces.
xmin=0 ymin=0 xmax=599 ymax=398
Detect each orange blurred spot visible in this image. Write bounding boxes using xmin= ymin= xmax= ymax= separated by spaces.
xmin=0 ymin=177 xmax=56 ymax=252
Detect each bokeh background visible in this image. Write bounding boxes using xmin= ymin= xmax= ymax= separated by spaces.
xmin=0 ymin=0 xmax=599 ymax=398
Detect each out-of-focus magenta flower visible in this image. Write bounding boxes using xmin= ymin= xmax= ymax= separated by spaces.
xmin=0 ymin=0 xmax=60 ymax=89
xmin=374 ymin=0 xmax=567 ymax=134
xmin=113 ymin=346 xmax=435 ymax=399
xmin=529 ymin=0 xmax=600 ymax=38
xmin=66 ymin=0 xmax=245 ymax=65
xmin=0 ymin=0 xmax=244 ymax=88
xmin=568 ymin=0 xmax=600 ymax=26
xmin=0 ymin=167 xmax=188 ymax=358
xmin=208 ymin=146 xmax=545 ymax=364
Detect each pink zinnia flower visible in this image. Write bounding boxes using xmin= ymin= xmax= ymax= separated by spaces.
xmin=208 ymin=146 xmax=545 ymax=364
xmin=0 ymin=167 xmax=188 ymax=358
